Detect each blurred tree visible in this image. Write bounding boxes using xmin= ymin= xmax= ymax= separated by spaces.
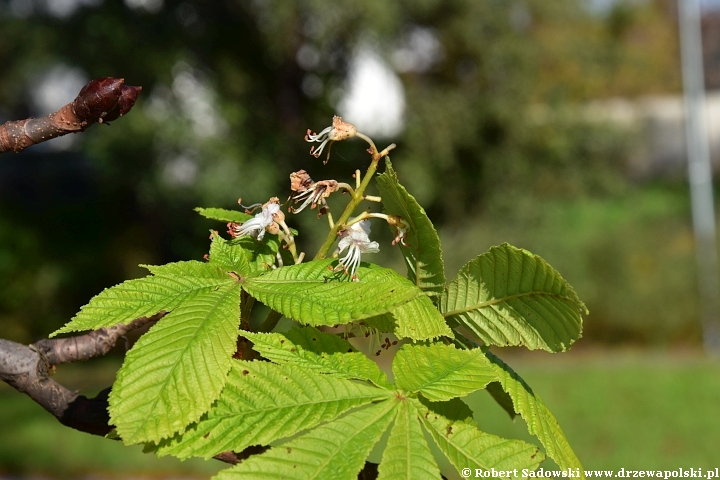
xmin=0 ymin=0 xmax=695 ymax=345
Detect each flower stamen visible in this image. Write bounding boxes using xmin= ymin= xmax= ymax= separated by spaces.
xmin=227 ymin=197 xmax=281 ymax=241
xmin=289 ymin=170 xmax=341 ymax=215
xmin=333 ymin=219 xmax=379 ymax=281
xmin=305 ymin=116 xmax=357 ymax=164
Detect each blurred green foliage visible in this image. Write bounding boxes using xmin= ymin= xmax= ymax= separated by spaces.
xmin=0 ymin=0 xmax=703 ymax=346
xmin=444 ymin=185 xmax=700 ymax=346
xmin=471 ymin=350 xmax=720 ymax=469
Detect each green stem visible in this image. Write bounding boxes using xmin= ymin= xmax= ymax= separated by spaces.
xmin=277 ymin=226 xmax=299 ymax=264
xmin=313 ymin=136 xmax=395 ymax=260
xmin=314 ymin=158 xmax=379 ymax=259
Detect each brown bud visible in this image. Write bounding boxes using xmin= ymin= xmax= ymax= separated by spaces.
xmin=104 ymin=85 xmax=142 ymax=121
xmin=272 ymin=209 xmax=286 ymax=223
xmin=266 ymin=223 xmax=280 ymax=235
xmin=73 ymin=77 xmax=124 ymax=122
xmin=227 ymin=222 xmax=242 ymax=238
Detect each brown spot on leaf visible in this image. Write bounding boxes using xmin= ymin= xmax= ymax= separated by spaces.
xmin=242 ymin=370 xmax=249 ymax=376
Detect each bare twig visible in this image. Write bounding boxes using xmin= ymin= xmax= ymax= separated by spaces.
xmin=0 ymin=315 xmax=161 ymax=436
xmin=33 ymin=312 xmax=164 ymax=366
xmin=0 ymin=77 xmax=141 ymax=154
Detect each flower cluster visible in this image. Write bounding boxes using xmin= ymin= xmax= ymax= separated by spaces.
xmin=226 ymin=117 xmax=408 ymax=279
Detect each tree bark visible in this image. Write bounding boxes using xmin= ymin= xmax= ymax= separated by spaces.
xmin=0 ymin=314 xmax=160 ymax=436
xmin=0 ymin=77 xmax=141 ymax=154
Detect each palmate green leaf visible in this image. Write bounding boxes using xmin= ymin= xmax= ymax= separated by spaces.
xmin=241 ymin=327 xmax=391 ymax=388
xmin=416 ymin=398 xmax=545 ymax=472
xmin=156 ymin=360 xmax=391 ymax=459
xmin=108 ymin=282 xmax=241 ymax=444
xmin=362 ymin=301 xmax=453 ymax=341
xmin=208 ymin=232 xmax=250 ymax=273
xmin=393 ymin=344 xmax=496 ymax=402
xmin=376 ymin=159 xmax=446 ymax=299
xmin=196 ymin=206 xmax=287 ymax=272
xmin=231 ymin=235 xmax=284 ymax=274
xmin=378 ymin=399 xmax=442 ymax=480
xmin=195 ymin=207 xmax=252 ymax=223
xmin=485 ymin=351 xmax=584 ymax=474
xmin=242 ymin=260 xmax=448 ymax=340
xmin=440 ymin=243 xmax=587 ymax=352
xmin=361 ymin=313 xmax=396 ymax=332
xmin=242 ymin=260 xmax=417 ymax=324
xmin=214 ymin=399 xmax=397 ymax=480
xmin=50 ymin=262 xmax=234 ymax=336
xmin=142 ymin=261 xmax=230 ymax=278
xmin=390 ymin=294 xmax=453 ymax=341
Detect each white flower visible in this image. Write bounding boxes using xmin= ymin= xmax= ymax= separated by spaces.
xmin=305 ymin=116 xmax=357 ymax=162
xmin=335 ymin=219 xmax=379 ymax=280
xmin=229 ymin=201 xmax=280 ymax=241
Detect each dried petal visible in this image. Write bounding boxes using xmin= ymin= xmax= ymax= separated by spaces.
xmin=290 ymin=170 xmax=314 ymax=193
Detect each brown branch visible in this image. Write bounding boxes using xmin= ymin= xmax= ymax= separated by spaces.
xmin=33 ymin=313 xmax=164 ymax=365
xmin=0 ymin=315 xmax=161 ymax=436
xmin=0 ymin=77 xmax=142 ymax=154
xmin=0 ymin=340 xmax=112 ymax=436
xmin=0 ymin=313 xmax=263 ymax=466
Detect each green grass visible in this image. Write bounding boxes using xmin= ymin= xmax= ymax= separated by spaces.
xmin=469 ymin=348 xmax=720 ymax=470
xmin=1 ymin=350 xmax=719 ymax=477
